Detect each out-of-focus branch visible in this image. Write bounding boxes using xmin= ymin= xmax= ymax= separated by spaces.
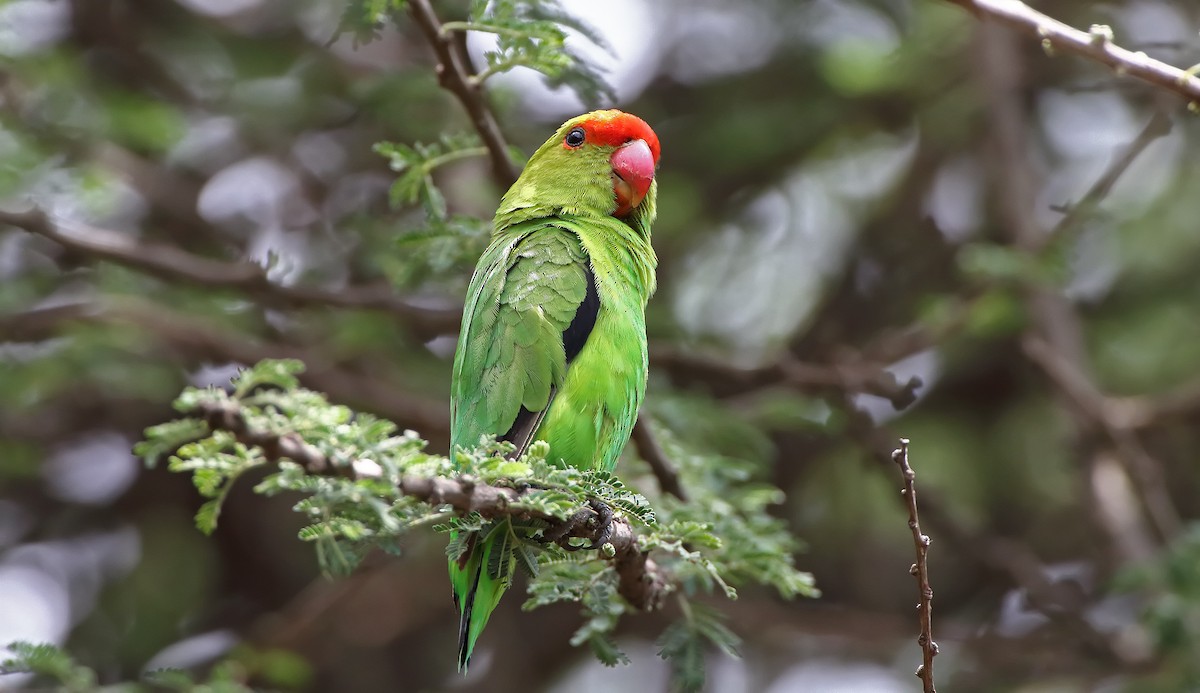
xmin=0 ymin=207 xmax=461 ymax=339
xmin=1117 ymin=380 xmax=1200 ymax=430
xmin=1021 ymin=336 xmax=1182 ymax=540
xmin=976 ymin=22 xmax=1182 ymax=549
xmin=631 ymin=418 xmax=687 ymax=501
xmin=407 ymin=0 xmax=519 ymax=188
xmin=0 ymin=299 xmax=450 ymax=436
xmin=892 ymin=439 xmax=937 ymax=693
xmin=1047 ymin=111 xmax=1172 ymax=248
xmin=651 ymin=344 xmax=922 ymax=410
xmin=944 ymin=0 xmax=1200 ymax=104
xmin=191 ymin=399 xmax=668 ymax=611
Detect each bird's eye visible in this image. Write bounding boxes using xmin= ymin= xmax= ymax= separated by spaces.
xmin=564 ymin=127 xmax=586 ymax=147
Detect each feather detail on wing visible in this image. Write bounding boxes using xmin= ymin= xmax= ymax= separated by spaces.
xmin=451 ymin=222 xmax=598 ymax=457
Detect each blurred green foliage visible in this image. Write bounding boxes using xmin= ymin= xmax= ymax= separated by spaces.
xmin=1 ymin=0 xmax=1200 ymax=690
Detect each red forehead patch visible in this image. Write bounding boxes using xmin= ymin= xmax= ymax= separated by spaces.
xmin=567 ymin=110 xmax=660 ymax=164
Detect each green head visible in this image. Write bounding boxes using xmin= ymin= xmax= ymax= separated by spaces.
xmin=495 ymin=109 xmax=660 ymax=234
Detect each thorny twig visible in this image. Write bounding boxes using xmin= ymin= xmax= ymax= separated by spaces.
xmin=190 ymin=399 xmax=669 ymax=611
xmin=892 ymin=439 xmax=937 ymax=693
xmin=944 ymin=0 xmax=1200 ymax=105
xmin=844 ymin=403 xmax=1136 ymax=663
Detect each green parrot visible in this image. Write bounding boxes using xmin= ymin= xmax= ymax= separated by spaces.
xmin=448 ymin=109 xmax=660 ymax=671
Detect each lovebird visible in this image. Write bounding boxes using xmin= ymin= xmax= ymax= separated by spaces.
xmin=448 ymin=109 xmax=660 ymax=670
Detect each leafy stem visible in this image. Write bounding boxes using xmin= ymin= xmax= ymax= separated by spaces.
xmin=439 ymin=21 xmax=530 ymax=39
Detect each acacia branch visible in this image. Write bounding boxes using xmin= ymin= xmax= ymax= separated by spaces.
xmin=945 ymin=0 xmax=1200 ymax=104
xmin=0 ymin=207 xmax=461 ymax=339
xmin=191 ymin=399 xmax=669 ymax=611
xmin=892 ymin=439 xmax=937 ymax=693
xmin=407 ymin=0 xmax=519 ymax=188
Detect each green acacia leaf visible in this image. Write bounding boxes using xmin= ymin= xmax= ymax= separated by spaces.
xmin=195 ymin=499 xmax=222 ymax=536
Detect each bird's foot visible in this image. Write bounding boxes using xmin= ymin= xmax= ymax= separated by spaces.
xmin=539 ymin=506 xmax=592 ymax=545
xmin=582 ymin=498 xmax=613 ymax=550
xmin=539 ymin=498 xmax=613 ymax=551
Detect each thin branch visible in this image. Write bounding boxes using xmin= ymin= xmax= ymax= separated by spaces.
xmin=0 ymin=299 xmax=450 ymax=435
xmin=0 ymin=207 xmax=461 ymax=339
xmin=844 ymin=403 xmax=1134 ymax=663
xmin=1022 ymin=336 xmax=1182 ymax=540
xmin=650 ymin=344 xmax=922 ymax=410
xmin=1046 ymin=111 xmax=1173 ymax=250
xmin=407 ymin=0 xmax=519 ymax=188
xmin=1117 ymin=379 xmax=1200 ymax=429
xmin=892 ymin=439 xmax=937 ymax=693
xmin=631 ymin=417 xmax=687 ymax=502
xmin=191 ymin=399 xmax=669 ymax=611
xmin=945 ymin=0 xmax=1200 ymax=104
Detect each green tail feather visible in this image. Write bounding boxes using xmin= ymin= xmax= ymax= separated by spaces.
xmin=449 ymin=522 xmax=516 ymax=672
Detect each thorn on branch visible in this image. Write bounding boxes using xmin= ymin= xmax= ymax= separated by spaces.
xmin=892 ymin=438 xmax=937 ymax=693
xmin=1087 ymin=24 xmax=1114 ymax=46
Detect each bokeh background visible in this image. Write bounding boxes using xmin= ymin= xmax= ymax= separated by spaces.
xmin=3 ymin=0 xmax=1200 ymax=690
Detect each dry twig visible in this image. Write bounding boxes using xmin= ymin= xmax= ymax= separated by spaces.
xmin=844 ymin=400 xmax=1136 ymax=663
xmin=945 ymin=0 xmax=1200 ymax=105
xmin=892 ymin=439 xmax=937 ymax=693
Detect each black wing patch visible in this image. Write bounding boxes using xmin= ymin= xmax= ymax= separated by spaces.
xmin=500 ymin=264 xmax=600 ymax=456
xmin=562 ymin=264 xmax=600 ymax=363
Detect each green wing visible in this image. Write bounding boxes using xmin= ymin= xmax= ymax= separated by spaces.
xmin=450 ymin=221 xmax=591 ymax=455
xmin=448 ymin=221 xmax=593 ymax=670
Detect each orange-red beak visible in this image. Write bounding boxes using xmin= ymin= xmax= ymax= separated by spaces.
xmin=610 ymin=139 xmax=655 ymax=217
